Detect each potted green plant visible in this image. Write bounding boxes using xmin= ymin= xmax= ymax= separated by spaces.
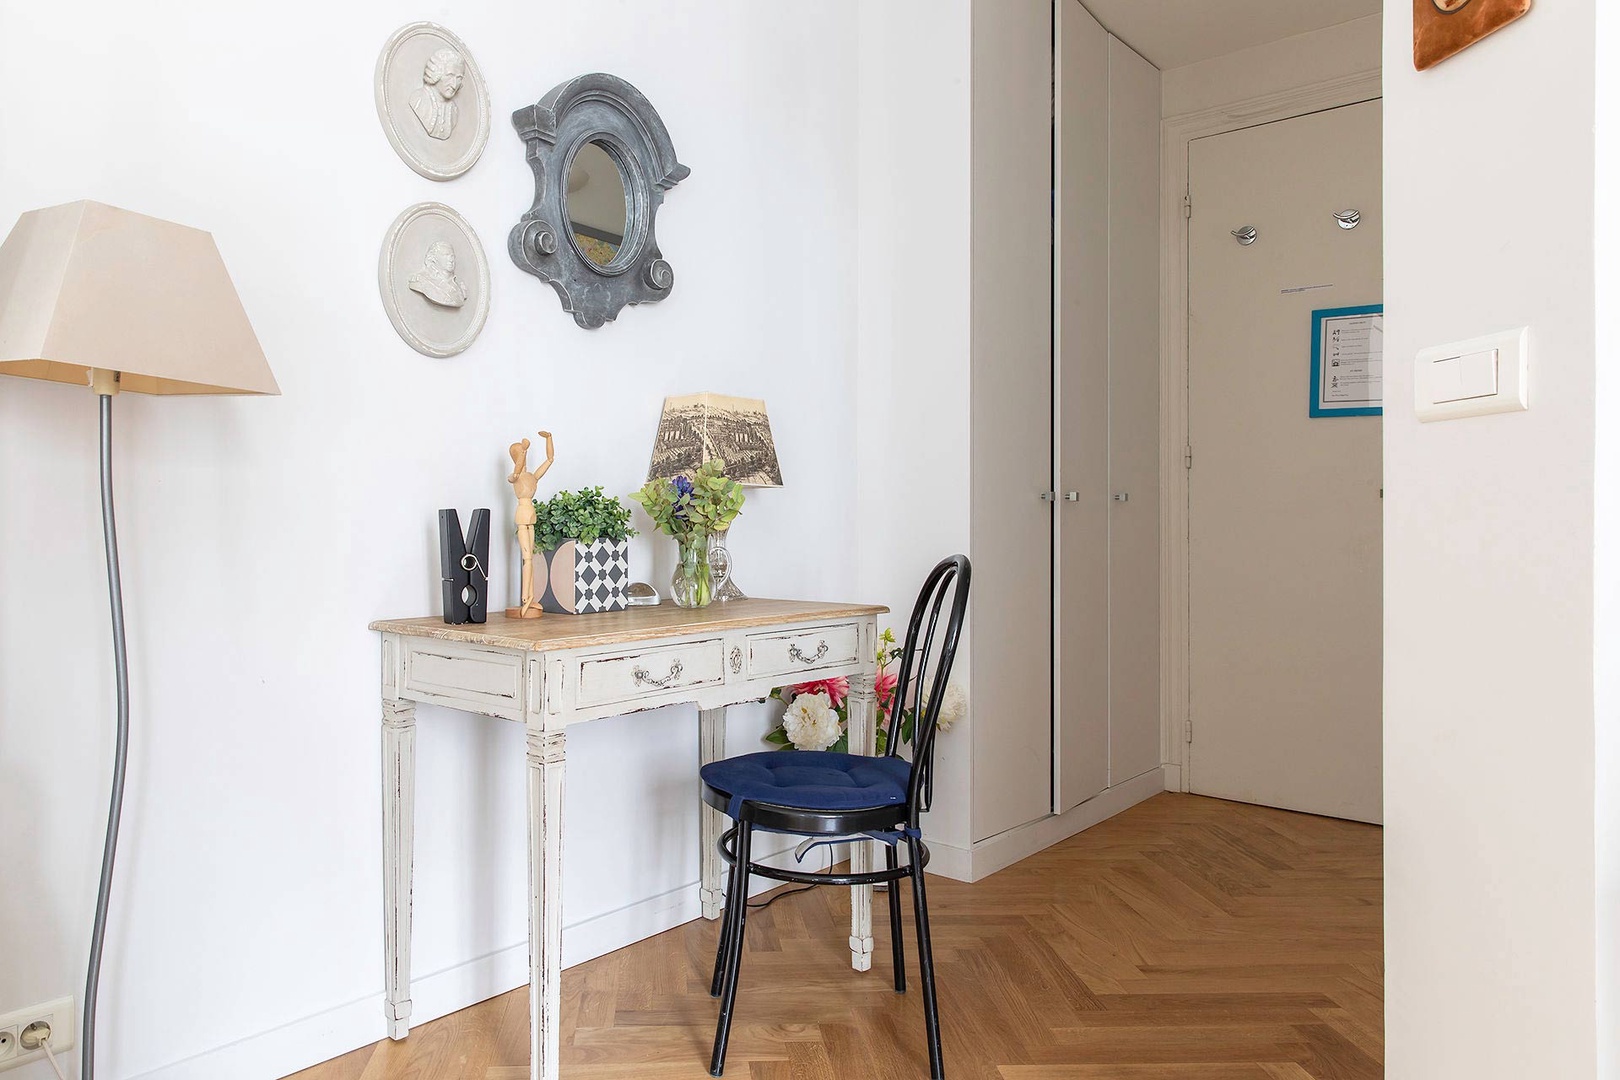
xmin=531 ymin=487 xmax=636 ymax=614
xmin=631 ymin=458 xmax=745 ymax=608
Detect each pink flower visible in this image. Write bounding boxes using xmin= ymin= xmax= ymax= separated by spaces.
xmin=792 ymin=677 xmax=849 ymax=709
xmin=874 ymin=671 xmax=899 ymax=716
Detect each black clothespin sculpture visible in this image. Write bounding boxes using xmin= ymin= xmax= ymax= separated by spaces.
xmin=439 ymin=508 xmax=490 ymax=624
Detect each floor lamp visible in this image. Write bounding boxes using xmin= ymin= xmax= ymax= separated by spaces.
xmin=0 ymin=201 xmax=279 ymax=1079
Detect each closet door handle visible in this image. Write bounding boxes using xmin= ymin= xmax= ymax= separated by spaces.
xmin=1039 ymin=491 xmax=1057 ymax=502
xmin=1063 ymin=491 xmax=1079 ymax=502
xmin=1113 ymin=492 xmax=1130 ymax=502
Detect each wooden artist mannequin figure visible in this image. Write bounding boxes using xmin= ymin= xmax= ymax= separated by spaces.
xmin=506 ymin=430 xmax=555 ymax=618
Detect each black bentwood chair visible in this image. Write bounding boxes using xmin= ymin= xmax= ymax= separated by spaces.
xmin=699 ymin=555 xmax=971 ymax=1079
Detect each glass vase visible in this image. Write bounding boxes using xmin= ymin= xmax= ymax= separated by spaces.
xmin=671 ymin=532 xmax=730 ymax=608
xmin=707 ymin=529 xmax=735 ymax=600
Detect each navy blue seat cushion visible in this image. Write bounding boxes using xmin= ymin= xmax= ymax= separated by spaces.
xmin=702 ymin=751 xmax=911 ymax=818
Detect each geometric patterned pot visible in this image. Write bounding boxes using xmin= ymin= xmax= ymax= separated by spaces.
xmin=538 ymin=537 xmax=630 ymax=614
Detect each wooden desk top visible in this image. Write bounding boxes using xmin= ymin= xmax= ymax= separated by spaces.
xmin=370 ymin=598 xmax=888 ymax=652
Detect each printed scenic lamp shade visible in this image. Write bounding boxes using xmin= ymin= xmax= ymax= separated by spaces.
xmin=646 ymin=392 xmax=783 ymax=488
xmin=0 ymin=198 xmax=276 ymax=1080
xmin=645 ymin=393 xmax=779 ymax=602
xmin=0 ymin=200 xmax=279 ymax=395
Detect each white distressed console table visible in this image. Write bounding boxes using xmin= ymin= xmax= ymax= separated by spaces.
xmin=370 ymin=598 xmax=887 ymax=1080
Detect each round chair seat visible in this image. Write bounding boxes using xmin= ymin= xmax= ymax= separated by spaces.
xmin=701 ymin=750 xmax=911 ymax=818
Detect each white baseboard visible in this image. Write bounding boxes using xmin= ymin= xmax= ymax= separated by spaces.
xmin=132 ymin=764 xmax=1167 ymax=1080
xmin=1161 ymin=761 xmax=1183 ymax=792
xmin=128 ymin=839 xmax=830 ymax=1080
xmin=130 ymin=768 xmax=1169 ymax=1080
xmin=958 ymin=767 xmax=1166 ymax=883
xmin=924 ymin=837 xmax=973 ymax=882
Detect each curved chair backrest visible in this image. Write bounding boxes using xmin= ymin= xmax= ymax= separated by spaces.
xmin=884 ymin=554 xmax=971 ymax=825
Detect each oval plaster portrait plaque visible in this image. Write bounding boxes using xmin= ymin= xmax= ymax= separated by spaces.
xmin=375 ymin=22 xmax=490 ymax=181
xmin=379 ymin=203 xmax=491 ymax=358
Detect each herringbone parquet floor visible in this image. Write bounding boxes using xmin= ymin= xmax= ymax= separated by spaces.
xmin=288 ymin=793 xmax=1383 ymax=1080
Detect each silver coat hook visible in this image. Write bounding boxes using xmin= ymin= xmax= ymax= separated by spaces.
xmin=1231 ymin=226 xmax=1258 ymax=246
xmin=1334 ymin=209 xmax=1362 ymax=230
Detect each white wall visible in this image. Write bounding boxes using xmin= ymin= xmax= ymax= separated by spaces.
xmin=1383 ymin=1 xmax=1600 ymax=1076
xmin=0 ymin=2 xmax=876 ymax=1077
xmin=1597 ymin=8 xmax=1620 ymax=1076
xmin=1161 ymin=14 xmax=1380 ymax=117
xmin=853 ymin=1 xmax=975 ymax=857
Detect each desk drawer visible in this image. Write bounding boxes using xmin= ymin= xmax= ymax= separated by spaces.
xmin=403 ymin=640 xmax=524 ymax=716
xmin=746 ymin=623 xmax=861 ymax=681
xmin=575 ymin=638 xmax=725 ymax=709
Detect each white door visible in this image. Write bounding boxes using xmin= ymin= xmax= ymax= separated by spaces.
xmin=1053 ymin=3 xmax=1162 ymax=815
xmin=1054 ymin=0 xmax=1110 ymax=813
xmin=1187 ymin=100 xmax=1383 ymax=823
xmin=1103 ymin=35 xmax=1162 ymax=792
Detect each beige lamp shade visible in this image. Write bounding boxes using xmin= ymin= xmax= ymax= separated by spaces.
xmin=646 ymin=392 xmax=783 ymax=487
xmin=0 ymin=200 xmax=278 ymax=395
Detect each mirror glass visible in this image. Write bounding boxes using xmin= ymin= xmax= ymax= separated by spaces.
xmin=567 ymin=140 xmax=629 ymax=267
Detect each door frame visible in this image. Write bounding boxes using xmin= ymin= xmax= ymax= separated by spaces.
xmin=1158 ymin=68 xmax=1381 ymax=793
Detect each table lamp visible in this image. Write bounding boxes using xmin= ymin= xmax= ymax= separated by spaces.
xmin=0 ymin=200 xmax=278 ymax=1080
xmin=646 ymin=392 xmax=781 ymax=600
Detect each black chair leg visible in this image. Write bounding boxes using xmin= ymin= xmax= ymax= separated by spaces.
xmin=886 ymin=843 xmax=906 ymax=993
xmin=906 ymin=833 xmax=944 ymax=1080
xmin=710 ymin=826 xmax=741 ymax=998
xmin=710 ymin=821 xmax=753 ymax=1077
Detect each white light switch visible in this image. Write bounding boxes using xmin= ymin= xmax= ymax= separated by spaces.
xmin=1431 ymin=348 xmax=1499 ymax=404
xmin=1415 ymin=328 xmax=1528 ymax=422
xmin=1458 ymin=349 xmax=1499 ymax=399
xmin=1429 ymin=354 xmax=1467 ymax=403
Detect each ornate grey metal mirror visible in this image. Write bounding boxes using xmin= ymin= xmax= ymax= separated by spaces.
xmin=508 ymin=74 xmax=689 ymax=329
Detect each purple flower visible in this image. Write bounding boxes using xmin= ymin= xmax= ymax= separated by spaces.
xmin=672 ymin=475 xmax=693 ymax=520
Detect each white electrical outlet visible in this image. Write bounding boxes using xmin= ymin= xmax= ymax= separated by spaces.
xmin=0 ymin=998 xmax=74 ymax=1073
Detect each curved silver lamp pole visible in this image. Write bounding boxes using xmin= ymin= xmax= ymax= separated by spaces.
xmin=0 ymin=203 xmax=281 ymax=1080
xmin=85 ymin=385 xmax=130 ymax=1080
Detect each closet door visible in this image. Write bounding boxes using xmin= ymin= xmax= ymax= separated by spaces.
xmin=970 ymin=0 xmax=1056 ymax=843
xmin=1106 ymin=36 xmax=1161 ymax=785
xmin=1053 ymin=0 xmax=1110 ymax=814
xmin=1056 ymin=16 xmax=1162 ymax=814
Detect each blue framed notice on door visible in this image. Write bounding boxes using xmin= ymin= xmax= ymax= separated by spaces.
xmin=1310 ymin=304 xmax=1383 ymax=418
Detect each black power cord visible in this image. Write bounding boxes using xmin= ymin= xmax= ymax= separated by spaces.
xmin=746 ymin=841 xmax=838 ymax=910
xmin=748 ymin=880 xmax=821 ymax=912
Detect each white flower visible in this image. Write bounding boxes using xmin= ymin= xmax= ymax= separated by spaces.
xmin=782 ymin=691 xmax=842 ymax=751
xmin=923 ymin=679 xmax=967 ymax=733
xmin=937 ymin=683 xmax=967 ymax=731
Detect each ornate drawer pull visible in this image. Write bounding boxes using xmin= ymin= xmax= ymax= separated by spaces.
xmin=787 ymin=641 xmax=830 ymax=665
xmin=633 ymin=659 xmax=685 ymax=687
